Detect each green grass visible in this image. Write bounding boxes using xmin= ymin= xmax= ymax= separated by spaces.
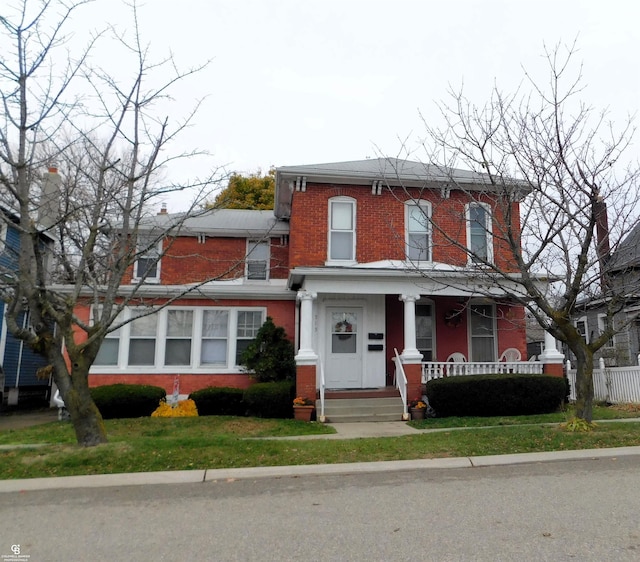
xmin=1 ymin=405 xmax=639 ymax=480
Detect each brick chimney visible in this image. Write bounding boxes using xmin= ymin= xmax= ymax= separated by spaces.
xmin=158 ymin=202 xmax=168 ymax=215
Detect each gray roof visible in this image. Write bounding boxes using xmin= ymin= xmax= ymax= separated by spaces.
xmin=139 ymin=208 xmax=288 ymax=237
xmin=607 ymin=221 xmax=640 ymax=272
xmin=274 ymin=157 xmax=507 ymax=218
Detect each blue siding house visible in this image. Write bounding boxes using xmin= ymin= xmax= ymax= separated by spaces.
xmin=0 ymin=209 xmax=52 ymax=406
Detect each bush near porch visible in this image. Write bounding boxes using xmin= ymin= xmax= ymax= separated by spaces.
xmin=426 ymin=374 xmax=567 ymax=417
xmin=90 ymin=384 xmax=167 ymax=419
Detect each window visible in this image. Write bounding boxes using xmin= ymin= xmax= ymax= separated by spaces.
xmin=406 ymin=202 xmax=431 ymax=262
xmin=128 ymin=311 xmax=157 ymax=366
xmin=597 ymin=314 xmax=614 ymax=348
xmin=575 ymin=316 xmax=588 ymax=343
xmin=328 ymin=198 xmax=355 ymax=262
xmin=133 ymin=234 xmax=162 ymax=282
xmin=235 ymin=311 xmax=263 ymax=364
xmin=165 ymin=310 xmax=193 ymax=365
xmin=246 ymin=239 xmax=269 ymax=280
xmin=91 ymin=307 xmax=265 ymax=372
xmin=93 ymin=309 xmax=123 ymax=366
xmin=467 ymin=203 xmax=493 ymax=264
xmin=416 ymin=303 xmax=433 ymax=360
xmin=470 ymin=304 xmax=496 ymax=361
xmin=201 ymin=310 xmax=229 ymax=365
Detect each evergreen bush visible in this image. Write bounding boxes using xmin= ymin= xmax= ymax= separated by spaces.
xmin=243 ymin=380 xmax=295 ymax=419
xmin=90 ymin=384 xmax=166 ymax=419
xmin=240 ymin=317 xmax=295 ymax=382
xmin=426 ymin=374 xmax=566 ymax=417
xmin=188 ymin=387 xmax=246 ymax=416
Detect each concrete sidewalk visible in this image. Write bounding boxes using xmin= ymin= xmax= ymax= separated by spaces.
xmin=2 ymin=409 xmax=640 ymax=494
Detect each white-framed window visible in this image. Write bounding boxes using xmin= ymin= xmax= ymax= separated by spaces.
xmin=597 ymin=313 xmax=615 ymax=348
xmin=165 ymin=309 xmax=193 ymax=365
xmin=133 ymin=234 xmax=162 ymax=283
xmin=470 ymin=304 xmax=496 ymax=361
xmin=466 ymin=203 xmax=493 ymax=264
xmin=328 ymin=197 xmax=356 ymax=262
xmin=91 ymin=306 xmax=266 ymax=372
xmin=128 ymin=310 xmax=158 ymax=366
xmin=575 ymin=316 xmax=588 ymax=343
xmin=246 ymin=239 xmax=269 ymax=280
xmin=406 ymin=201 xmax=431 ymax=262
xmin=416 ymin=302 xmax=434 ymax=361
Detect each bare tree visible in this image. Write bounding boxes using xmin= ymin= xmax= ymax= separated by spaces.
xmin=0 ymin=0 xmax=225 ymax=445
xmin=391 ymin=43 xmax=639 ymax=422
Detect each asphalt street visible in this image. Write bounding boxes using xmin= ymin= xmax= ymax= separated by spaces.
xmin=1 ymin=455 xmax=640 ymax=561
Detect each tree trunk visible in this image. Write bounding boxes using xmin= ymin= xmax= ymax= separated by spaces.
xmin=573 ymin=345 xmax=595 ymax=422
xmin=61 ymin=364 xmax=108 ymax=447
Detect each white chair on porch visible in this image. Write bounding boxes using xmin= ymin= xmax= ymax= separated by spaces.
xmin=499 ymin=347 xmax=521 ymax=373
xmin=446 ymin=352 xmax=467 ymax=376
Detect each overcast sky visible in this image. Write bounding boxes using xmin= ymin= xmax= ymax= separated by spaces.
xmin=71 ymin=0 xmax=639 ymax=207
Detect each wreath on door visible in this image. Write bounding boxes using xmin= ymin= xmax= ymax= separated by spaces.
xmin=334 ymin=320 xmax=353 ymax=340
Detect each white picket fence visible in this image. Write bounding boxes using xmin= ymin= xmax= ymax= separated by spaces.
xmin=566 ymin=359 xmax=640 ymax=403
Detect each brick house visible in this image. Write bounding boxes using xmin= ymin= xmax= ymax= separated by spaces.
xmin=84 ymin=158 xmax=558 ymax=418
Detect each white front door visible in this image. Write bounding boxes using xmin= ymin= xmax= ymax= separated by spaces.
xmin=325 ymin=307 xmax=363 ymax=388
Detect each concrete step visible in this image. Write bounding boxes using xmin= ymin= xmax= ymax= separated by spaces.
xmin=318 ymin=396 xmax=405 ymax=423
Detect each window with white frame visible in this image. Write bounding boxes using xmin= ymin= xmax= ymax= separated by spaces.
xmin=201 ymin=310 xmax=229 ymax=365
xmin=133 ymin=234 xmax=162 ymax=282
xmin=597 ymin=314 xmax=615 ymax=348
xmin=128 ymin=310 xmax=158 ymax=365
xmin=406 ymin=201 xmax=431 ymax=262
xmin=165 ymin=310 xmax=193 ymax=365
xmin=328 ymin=198 xmax=356 ymax=262
xmin=575 ymin=316 xmax=588 ymax=343
xmin=91 ymin=307 xmax=266 ymax=371
xmin=466 ymin=203 xmax=493 ymax=264
xmin=470 ymin=304 xmax=496 ymax=361
xmin=235 ymin=310 xmax=263 ymax=363
xmin=246 ymin=239 xmax=269 ymax=280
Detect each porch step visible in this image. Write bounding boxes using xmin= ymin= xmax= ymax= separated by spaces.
xmin=318 ymin=396 xmax=405 ymax=423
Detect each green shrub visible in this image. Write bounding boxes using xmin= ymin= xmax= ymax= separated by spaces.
xmin=90 ymin=384 xmax=166 ymax=419
xmin=240 ymin=317 xmax=296 ymax=382
xmin=243 ymin=380 xmax=296 ymax=419
xmin=189 ymin=387 xmax=246 ymax=416
xmin=426 ymin=374 xmax=566 ymax=417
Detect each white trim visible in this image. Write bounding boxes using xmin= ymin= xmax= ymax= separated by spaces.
xmin=405 ymin=200 xmax=432 ymax=262
xmin=90 ymin=305 xmax=266 ymax=374
xmin=468 ymin=302 xmax=497 ymax=361
xmin=575 ymin=315 xmax=589 ymax=344
xmin=327 ymin=196 xmax=356 ymax=263
xmin=465 ymin=202 xmax=493 ymax=264
xmin=597 ymin=313 xmax=615 ymax=348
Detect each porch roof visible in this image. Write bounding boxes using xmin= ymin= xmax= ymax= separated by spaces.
xmin=288 ymin=260 xmax=545 ymax=299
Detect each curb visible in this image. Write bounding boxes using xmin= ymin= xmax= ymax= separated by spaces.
xmin=1 ymin=446 xmax=640 ymax=494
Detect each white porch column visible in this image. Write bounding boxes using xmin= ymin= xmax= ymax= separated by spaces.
xmin=295 ymin=290 xmax=318 ymax=362
xmin=400 ymin=293 xmax=423 ymax=362
xmin=540 ymin=329 xmax=564 ymax=363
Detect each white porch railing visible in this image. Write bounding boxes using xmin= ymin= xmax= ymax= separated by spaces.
xmin=393 ymin=348 xmax=409 ymax=419
xmin=318 ymin=358 xmax=326 ymax=422
xmin=422 ymin=360 xmax=544 ymax=383
xmin=566 ymin=358 xmax=640 ymax=403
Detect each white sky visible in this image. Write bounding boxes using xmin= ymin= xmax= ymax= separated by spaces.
xmin=69 ymin=0 xmax=640 ymax=207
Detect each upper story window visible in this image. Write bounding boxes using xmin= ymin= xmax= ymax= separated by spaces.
xmin=406 ymin=201 xmax=431 ymax=262
xmin=246 ymin=239 xmax=269 ymax=280
xmin=575 ymin=316 xmax=588 ymax=343
xmin=466 ymin=203 xmax=493 ymax=264
xmin=133 ymin=234 xmax=162 ymax=283
xmin=328 ymin=197 xmax=356 ymax=262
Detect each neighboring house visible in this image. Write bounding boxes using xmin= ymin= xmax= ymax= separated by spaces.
xmin=572 ymin=221 xmax=640 ymax=367
xmin=0 ymin=207 xmax=53 ymax=406
xmin=83 ymin=157 xmax=558 ymax=413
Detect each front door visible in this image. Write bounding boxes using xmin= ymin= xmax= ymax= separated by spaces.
xmin=325 ymin=308 xmax=363 ymax=388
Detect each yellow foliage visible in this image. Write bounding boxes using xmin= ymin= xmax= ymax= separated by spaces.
xmin=151 ymin=399 xmax=199 ymax=418
xmin=561 ymin=417 xmax=597 ymax=432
